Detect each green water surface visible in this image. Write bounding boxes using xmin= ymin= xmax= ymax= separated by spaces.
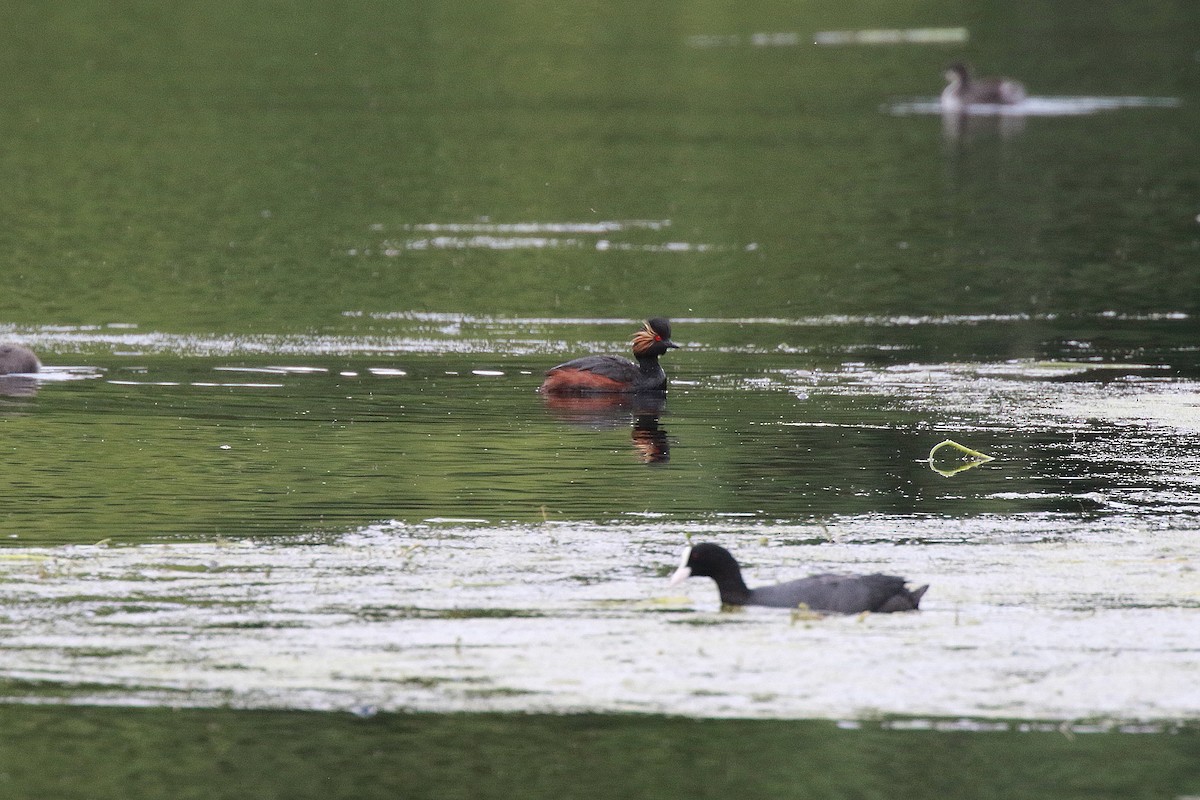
xmin=0 ymin=706 xmax=1196 ymax=800
xmin=2 ymin=0 xmax=1199 ymax=796
xmin=1 ymin=1 xmax=1197 ymax=330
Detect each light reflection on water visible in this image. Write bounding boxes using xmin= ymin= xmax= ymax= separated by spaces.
xmin=344 ymin=219 xmax=757 ymax=256
xmin=2 ymin=310 xmax=1193 ymax=358
xmin=887 ymin=96 xmax=1183 ymax=117
xmin=2 ymin=0 xmax=1198 ymax=789
xmin=0 ymin=517 xmax=1196 ymax=721
xmin=3 ymin=315 xmax=1200 ymax=722
xmin=3 ymin=313 xmax=1200 ymax=533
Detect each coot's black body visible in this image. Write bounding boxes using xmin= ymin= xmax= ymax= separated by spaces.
xmin=670 ymin=543 xmax=927 ymax=613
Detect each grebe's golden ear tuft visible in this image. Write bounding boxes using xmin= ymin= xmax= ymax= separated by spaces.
xmin=631 ymin=317 xmax=678 ymax=356
xmin=631 ymin=324 xmax=657 ymax=355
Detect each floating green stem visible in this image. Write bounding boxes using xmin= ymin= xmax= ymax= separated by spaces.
xmin=927 ymin=439 xmax=995 ymax=477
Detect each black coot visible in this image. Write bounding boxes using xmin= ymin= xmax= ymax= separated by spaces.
xmin=669 ymin=543 xmax=927 ymax=613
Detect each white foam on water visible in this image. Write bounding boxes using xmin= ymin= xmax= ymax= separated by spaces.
xmin=8 ymin=366 xmax=105 ymax=382
xmin=188 ymin=382 xmax=285 ymax=388
xmin=688 ymin=27 xmax=968 ymax=48
xmin=0 ymin=518 xmax=1196 ymax=721
xmin=0 ymin=311 xmax=1192 ymax=359
xmin=213 ymin=366 xmax=293 ymax=374
xmin=347 ymin=219 xmax=750 ymax=256
xmin=887 ymin=96 xmax=1182 ymax=117
xmin=398 ymin=220 xmax=671 ymax=234
xmin=815 ymin=27 xmax=969 ymax=46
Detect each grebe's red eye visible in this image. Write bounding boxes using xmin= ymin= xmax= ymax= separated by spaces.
xmin=654 ymin=335 xmax=662 ymax=341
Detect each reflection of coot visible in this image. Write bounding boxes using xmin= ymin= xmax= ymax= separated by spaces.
xmin=670 ymin=543 xmax=927 ymax=612
xmin=0 ymin=344 xmax=40 ymax=375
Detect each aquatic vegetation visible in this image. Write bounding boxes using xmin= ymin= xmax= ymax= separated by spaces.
xmin=927 ymin=439 xmax=995 ymax=477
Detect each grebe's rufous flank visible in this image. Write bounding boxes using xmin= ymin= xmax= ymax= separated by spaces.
xmin=670 ymin=543 xmax=928 ymax=613
xmin=0 ymin=344 xmax=40 ymax=375
xmin=941 ymin=62 xmax=1026 ymax=110
xmin=539 ymin=318 xmax=679 ymax=395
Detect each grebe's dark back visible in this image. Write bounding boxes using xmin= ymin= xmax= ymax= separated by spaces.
xmin=539 ymin=318 xmax=679 ymax=394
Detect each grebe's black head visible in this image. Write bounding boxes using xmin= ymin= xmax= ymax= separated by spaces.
xmin=631 ymin=317 xmax=680 ymax=359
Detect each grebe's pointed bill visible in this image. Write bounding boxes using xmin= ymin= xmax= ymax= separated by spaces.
xmin=668 ymin=545 xmax=693 ymax=586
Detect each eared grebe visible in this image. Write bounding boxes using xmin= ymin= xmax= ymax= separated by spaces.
xmin=941 ymin=62 xmax=1026 ymax=110
xmin=539 ymin=318 xmax=679 ymax=394
xmin=0 ymin=344 xmax=40 ymax=375
xmin=670 ymin=543 xmax=928 ymax=613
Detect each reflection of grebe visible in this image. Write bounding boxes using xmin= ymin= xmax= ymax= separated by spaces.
xmin=540 ymin=392 xmax=671 ymax=464
xmin=0 ymin=344 xmax=40 ymax=375
xmin=941 ymin=62 xmax=1026 ymax=111
xmin=540 ymin=392 xmax=664 ymax=420
xmin=539 ymin=318 xmax=679 ymax=394
xmin=631 ymin=414 xmax=670 ymax=464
